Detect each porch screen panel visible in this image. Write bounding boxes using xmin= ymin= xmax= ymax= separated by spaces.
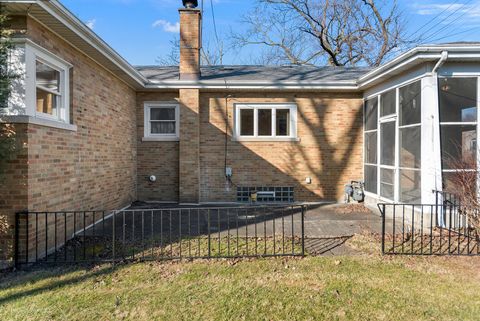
xmin=380 ymin=121 xmax=395 ymax=166
xmin=380 ymin=168 xmax=394 ymax=199
xmin=380 ymin=89 xmax=396 ymax=117
xmin=364 ymin=98 xmax=378 ymax=193
xmin=399 ymin=80 xmax=422 ymax=203
xmin=439 ymin=77 xmax=478 ymax=191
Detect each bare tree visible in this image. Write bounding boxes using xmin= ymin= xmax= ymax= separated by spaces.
xmin=157 ymin=36 xmax=227 ymax=66
xmin=443 ymin=144 xmax=480 ymax=232
xmin=233 ymin=0 xmax=407 ymax=67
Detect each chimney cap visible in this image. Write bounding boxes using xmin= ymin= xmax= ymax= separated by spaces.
xmin=182 ymin=0 xmax=198 ymax=8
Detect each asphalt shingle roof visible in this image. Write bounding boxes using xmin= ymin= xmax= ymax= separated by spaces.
xmin=136 ymin=65 xmax=371 ymax=84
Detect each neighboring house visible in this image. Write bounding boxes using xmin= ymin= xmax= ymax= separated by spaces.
xmin=0 ymin=0 xmax=479 ymax=267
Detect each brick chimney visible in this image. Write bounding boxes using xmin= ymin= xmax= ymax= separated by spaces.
xmin=179 ymin=1 xmax=201 ymax=80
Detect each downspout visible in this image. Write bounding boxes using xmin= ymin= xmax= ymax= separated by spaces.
xmin=432 ymin=51 xmax=448 ymax=227
xmin=432 ymin=51 xmax=448 ymax=75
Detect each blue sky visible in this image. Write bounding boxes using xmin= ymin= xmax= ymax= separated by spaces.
xmin=61 ymin=0 xmax=480 ymax=66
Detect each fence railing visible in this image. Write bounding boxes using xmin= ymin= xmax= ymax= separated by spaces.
xmin=378 ymin=203 xmax=479 ymax=256
xmin=15 ymin=205 xmax=306 ymax=267
xmin=433 ymin=189 xmax=462 ymax=207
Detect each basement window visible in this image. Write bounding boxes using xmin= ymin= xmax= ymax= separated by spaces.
xmin=143 ymin=103 xmax=180 ymax=141
xmin=235 ymin=104 xmax=297 ymax=141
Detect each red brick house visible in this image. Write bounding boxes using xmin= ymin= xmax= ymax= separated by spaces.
xmin=1 ymin=0 xmax=479 ymax=267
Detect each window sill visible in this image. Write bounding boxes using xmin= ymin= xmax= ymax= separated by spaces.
xmin=142 ymin=136 xmax=180 ymax=142
xmin=0 ymin=115 xmax=77 ymax=131
xmin=233 ymin=137 xmax=300 ymax=142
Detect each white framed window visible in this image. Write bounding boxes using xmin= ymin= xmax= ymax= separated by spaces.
xmin=143 ymin=102 xmax=180 ymax=141
xmin=26 ymin=44 xmax=71 ymax=123
xmin=234 ymin=103 xmax=298 ymax=141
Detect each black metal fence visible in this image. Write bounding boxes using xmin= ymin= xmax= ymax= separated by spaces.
xmin=15 ymin=205 xmax=306 ymax=268
xmin=378 ymin=203 xmax=479 ymax=256
xmin=433 ymin=189 xmax=462 ymax=207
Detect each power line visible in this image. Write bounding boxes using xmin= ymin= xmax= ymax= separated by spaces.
xmin=408 ymin=0 xmax=461 ymax=40
xmin=421 ymin=0 xmax=475 ymax=43
xmin=428 ymin=26 xmax=480 ymax=43
xmin=210 ymin=0 xmax=221 ymax=48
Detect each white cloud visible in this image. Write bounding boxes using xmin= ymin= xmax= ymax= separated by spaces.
xmin=152 ymin=19 xmax=180 ymax=33
xmin=413 ymin=2 xmax=480 ymax=18
xmin=86 ymin=19 xmax=96 ymax=29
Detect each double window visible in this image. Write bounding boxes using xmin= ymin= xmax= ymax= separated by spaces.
xmin=144 ymin=103 xmax=179 ymax=140
xmin=235 ymin=104 xmax=297 ymax=140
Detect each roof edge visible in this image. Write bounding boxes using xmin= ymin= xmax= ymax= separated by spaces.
xmin=34 ymin=0 xmax=147 ymax=87
xmin=358 ymin=45 xmax=480 ymax=88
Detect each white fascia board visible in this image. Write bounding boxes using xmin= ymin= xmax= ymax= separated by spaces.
xmin=35 ymin=0 xmax=147 ymax=87
xmin=359 ymin=46 xmax=480 ymax=88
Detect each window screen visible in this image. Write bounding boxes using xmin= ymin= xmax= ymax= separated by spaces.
xmin=380 ymin=168 xmax=394 ymax=199
xmin=399 ymin=169 xmax=421 ymax=203
xmin=380 ymin=121 xmax=395 ymax=166
xmin=365 ymin=98 xmax=378 ymax=131
xmin=400 ymin=126 xmax=421 ymax=169
xmin=400 ymin=81 xmax=421 ymax=126
xmin=441 ymin=125 xmax=477 ymax=169
xmin=381 ymin=89 xmax=396 ymax=117
xmin=439 ymin=78 xmax=477 ymax=123
xmin=365 ymin=132 xmax=377 ymax=164
xmin=364 ymin=165 xmax=377 ymax=194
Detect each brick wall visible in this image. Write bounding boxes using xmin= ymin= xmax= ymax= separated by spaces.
xmin=25 ymin=17 xmax=137 ymax=211
xmin=0 ymin=18 xmax=138 ymax=268
xmin=179 ymin=89 xmax=200 ymax=203
xmin=0 ymin=123 xmax=28 ymax=268
xmin=135 ymin=90 xmax=363 ymax=204
xmin=199 ymin=92 xmax=364 ymax=202
xmin=136 ymin=92 xmax=179 ymax=202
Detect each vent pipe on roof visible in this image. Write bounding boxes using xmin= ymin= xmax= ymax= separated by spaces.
xmin=182 ymin=0 xmax=198 ymax=8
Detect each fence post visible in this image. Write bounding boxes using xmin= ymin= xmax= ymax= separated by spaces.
xmin=14 ymin=212 xmax=20 ymax=269
xmin=112 ymin=211 xmax=116 ymax=265
xmin=301 ymin=205 xmax=305 ymax=257
xmin=381 ymin=204 xmax=386 ymax=255
xmin=207 ymin=209 xmax=211 ymax=258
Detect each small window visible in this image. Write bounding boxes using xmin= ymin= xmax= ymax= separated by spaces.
xmin=235 ymin=104 xmax=297 ymax=140
xmin=144 ymin=103 xmax=179 ymax=140
xmin=32 ymin=51 xmax=70 ymax=123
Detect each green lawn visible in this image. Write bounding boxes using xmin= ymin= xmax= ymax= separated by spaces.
xmin=1 ymin=234 xmax=479 ymax=321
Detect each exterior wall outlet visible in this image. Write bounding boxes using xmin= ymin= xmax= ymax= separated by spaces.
xmin=306 ymin=177 xmax=312 ymax=184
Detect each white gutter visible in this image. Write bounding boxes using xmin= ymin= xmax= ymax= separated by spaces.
xmin=358 ymin=46 xmax=480 ymax=89
xmin=145 ymin=81 xmax=360 ymax=90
